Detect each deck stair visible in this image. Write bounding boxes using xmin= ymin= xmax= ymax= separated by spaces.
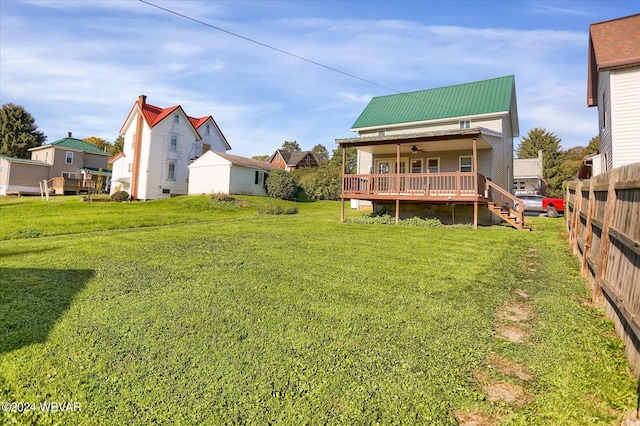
xmin=487 ymin=202 xmax=530 ymax=231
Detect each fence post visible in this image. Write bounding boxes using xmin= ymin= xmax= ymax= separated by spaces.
xmin=581 ymin=179 xmax=596 ymax=277
xmin=571 ymin=180 xmax=583 ymax=255
xmin=593 ymin=168 xmax=619 ymax=304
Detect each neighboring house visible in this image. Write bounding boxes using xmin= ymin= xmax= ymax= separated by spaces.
xmin=336 ymin=75 xmax=526 ymax=229
xmin=0 ymin=132 xmax=111 ymax=196
xmin=0 ymin=157 xmax=50 ymax=195
xmin=110 ymin=95 xmax=231 ymax=200
xmin=587 ymin=14 xmax=640 ymax=173
xmin=513 ymin=150 xmax=543 ymax=195
xmin=188 ymin=151 xmax=278 ymax=196
xmin=268 ymin=149 xmax=319 ymax=171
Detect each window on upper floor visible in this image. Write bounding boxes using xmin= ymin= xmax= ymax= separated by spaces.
xmin=173 ymin=114 xmax=179 ymax=124
xmin=276 ymin=152 xmax=281 ymax=162
xmin=306 ymin=156 xmax=311 ymax=164
xmin=170 ymin=136 xmax=178 ymax=151
xmin=459 ymin=120 xmax=471 ymax=129
xmin=65 ymin=151 xmax=73 ymax=164
xmin=206 ymin=124 xmax=211 ymax=135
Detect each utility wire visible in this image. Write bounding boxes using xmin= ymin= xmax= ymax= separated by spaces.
xmin=138 ymin=0 xmax=465 ymax=115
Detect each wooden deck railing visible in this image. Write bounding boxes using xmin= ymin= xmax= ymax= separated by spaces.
xmin=343 ymin=172 xmax=485 ymax=197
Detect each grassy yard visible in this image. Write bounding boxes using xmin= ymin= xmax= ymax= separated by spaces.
xmin=0 ymin=195 xmax=637 ymax=424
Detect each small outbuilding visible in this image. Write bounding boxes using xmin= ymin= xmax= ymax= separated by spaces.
xmin=188 ymin=151 xmax=278 ymax=196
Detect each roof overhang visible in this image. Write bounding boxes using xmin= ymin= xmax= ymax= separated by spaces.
xmin=336 ymin=128 xmax=495 ymax=155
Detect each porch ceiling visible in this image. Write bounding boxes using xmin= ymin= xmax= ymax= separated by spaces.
xmin=336 ymin=128 xmax=493 ymax=155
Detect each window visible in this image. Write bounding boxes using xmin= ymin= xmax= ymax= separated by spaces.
xmin=173 ymin=114 xmax=179 ymax=124
xmin=519 ymin=181 xmax=525 ymax=189
xmin=276 ymin=152 xmax=281 ymax=163
xmin=411 ymin=159 xmax=422 ymax=173
xmin=167 ymin=162 xmax=176 ymax=180
xmin=162 ymin=188 xmax=171 ymax=194
xmin=65 ymin=151 xmax=73 ymax=164
xmin=170 ymin=136 xmax=177 ymax=151
xmin=427 ymin=158 xmax=440 ymax=173
xmin=459 ymin=120 xmax=471 ymax=129
xmin=306 ymin=156 xmax=311 ymax=164
xmin=128 ymin=163 xmax=133 ymax=173
xmin=459 ymin=156 xmax=473 ymax=172
xmin=255 ymin=170 xmax=260 ymax=184
xmin=62 ymin=172 xmax=78 ymax=179
xmin=205 ymin=124 xmax=210 ymax=135
xmin=378 ymin=130 xmax=386 ymax=137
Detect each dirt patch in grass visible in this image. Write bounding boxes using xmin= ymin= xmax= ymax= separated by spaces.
xmin=453 ymin=410 xmax=498 ymax=425
xmin=495 ymin=323 xmax=530 ymax=343
xmin=497 ymin=302 xmax=535 ymax=322
xmin=483 ymin=381 xmax=532 ymax=406
xmin=485 ymin=355 xmax=532 ymax=382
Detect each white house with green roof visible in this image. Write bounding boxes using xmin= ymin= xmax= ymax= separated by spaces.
xmin=336 ymin=75 xmax=526 ymax=229
xmin=0 ymin=132 xmax=111 ymax=195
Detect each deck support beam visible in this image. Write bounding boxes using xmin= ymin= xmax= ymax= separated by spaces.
xmin=395 ymin=199 xmax=400 ymax=224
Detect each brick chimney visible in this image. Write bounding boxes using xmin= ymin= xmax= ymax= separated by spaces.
xmin=131 ymin=95 xmax=146 ymax=200
xmin=67 ymin=131 xmax=72 ymax=138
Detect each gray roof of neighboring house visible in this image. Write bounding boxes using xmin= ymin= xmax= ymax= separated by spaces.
xmin=215 ymin=151 xmax=278 ymax=170
xmin=267 ymin=150 xmax=316 ymax=166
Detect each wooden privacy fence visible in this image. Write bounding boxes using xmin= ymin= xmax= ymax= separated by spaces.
xmin=566 ymin=162 xmax=640 ymax=377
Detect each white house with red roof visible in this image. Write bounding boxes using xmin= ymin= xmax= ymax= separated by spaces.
xmin=110 ymin=95 xmax=231 ymax=200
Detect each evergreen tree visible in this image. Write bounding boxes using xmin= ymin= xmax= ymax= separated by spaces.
xmin=280 ymin=140 xmax=301 ymax=152
xmin=516 ymin=128 xmax=565 ymax=197
xmin=0 ymin=103 xmax=47 ymax=158
xmin=311 ymin=144 xmax=329 ymax=165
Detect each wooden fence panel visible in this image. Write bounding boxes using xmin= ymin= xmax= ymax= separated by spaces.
xmin=566 ymin=163 xmax=640 ymax=377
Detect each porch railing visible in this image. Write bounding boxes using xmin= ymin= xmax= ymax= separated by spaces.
xmin=343 ymin=172 xmax=486 ymax=197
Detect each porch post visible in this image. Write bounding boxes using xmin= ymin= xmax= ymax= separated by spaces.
xmin=396 ymin=144 xmax=401 ymax=224
xmin=341 ymin=147 xmax=346 ymax=223
xmin=473 ymin=138 xmax=478 ymax=229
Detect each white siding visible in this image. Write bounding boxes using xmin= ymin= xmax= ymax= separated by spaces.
xmin=229 ymin=166 xmax=268 ymax=196
xmin=598 ymin=70 xmax=613 ymax=171
xmin=610 ymin=68 xmax=640 ymax=169
xmin=358 ymin=115 xmax=505 ymax=137
xmin=197 ymin=119 xmax=229 ymax=154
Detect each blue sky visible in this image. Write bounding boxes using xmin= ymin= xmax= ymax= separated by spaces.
xmin=1 ymin=0 xmax=638 ymax=157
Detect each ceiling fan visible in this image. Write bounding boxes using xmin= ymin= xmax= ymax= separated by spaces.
xmin=411 ymin=145 xmax=428 ymax=154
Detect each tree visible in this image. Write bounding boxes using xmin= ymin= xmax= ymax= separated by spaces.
xmin=516 ymin=128 xmax=565 ymax=197
xmin=311 ymin=144 xmax=329 ymax=165
xmin=84 ymin=136 xmax=112 ymax=152
xmin=112 ymin=135 xmax=124 ymax=155
xmin=281 ymin=140 xmax=301 ymax=152
xmin=252 ymin=154 xmax=270 ymax=161
xmin=328 ymin=147 xmax=357 ymax=174
xmin=557 ymin=136 xmax=599 ymax=183
xmin=266 ymin=169 xmax=297 ymax=200
xmin=0 ymin=103 xmax=47 ymax=158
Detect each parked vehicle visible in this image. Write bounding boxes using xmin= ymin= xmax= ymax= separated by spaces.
xmin=515 ymin=195 xmax=545 ymax=213
xmin=542 ymin=197 xmax=565 ymax=218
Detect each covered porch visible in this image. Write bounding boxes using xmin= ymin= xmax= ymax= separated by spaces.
xmin=336 ymin=129 xmax=525 ymax=229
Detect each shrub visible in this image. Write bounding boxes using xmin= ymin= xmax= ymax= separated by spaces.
xmin=294 ymin=167 xmax=342 ymax=200
xmin=110 ymin=190 xmax=130 ymax=202
xmin=266 ymin=169 xmax=297 ymax=200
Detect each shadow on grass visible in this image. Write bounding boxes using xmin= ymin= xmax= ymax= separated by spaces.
xmin=0 ymin=267 xmax=94 ymax=353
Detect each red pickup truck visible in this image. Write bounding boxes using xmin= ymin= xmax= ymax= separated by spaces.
xmin=542 ymin=197 xmax=565 ymax=218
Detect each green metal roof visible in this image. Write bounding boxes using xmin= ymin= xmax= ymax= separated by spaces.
xmin=46 ymin=137 xmax=110 ymax=155
xmin=0 ymin=156 xmax=49 ymax=165
xmin=352 ymin=75 xmax=515 ymax=129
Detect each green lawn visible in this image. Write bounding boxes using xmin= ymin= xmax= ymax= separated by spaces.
xmin=0 ymin=196 xmax=637 ymax=424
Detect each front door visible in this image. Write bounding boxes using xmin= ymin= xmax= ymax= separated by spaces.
xmin=375 ymin=158 xmax=408 ymax=192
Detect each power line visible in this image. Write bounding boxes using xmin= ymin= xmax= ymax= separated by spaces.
xmin=137 ymin=0 xmax=465 ymax=115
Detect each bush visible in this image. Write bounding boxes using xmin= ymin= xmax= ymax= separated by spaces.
xmin=294 ymin=167 xmax=342 ymax=200
xmin=110 ymin=190 xmax=130 ymax=202
xmin=266 ymin=169 xmax=297 ymax=200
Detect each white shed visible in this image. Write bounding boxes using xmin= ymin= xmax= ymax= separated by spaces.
xmin=188 ymin=151 xmax=277 ymax=196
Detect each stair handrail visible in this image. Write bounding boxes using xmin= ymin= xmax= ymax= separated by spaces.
xmin=486 ymin=179 xmax=524 ymax=226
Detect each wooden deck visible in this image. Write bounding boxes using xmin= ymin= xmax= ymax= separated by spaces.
xmin=50 ymin=177 xmax=98 ymax=195
xmin=342 ymin=172 xmax=488 ymax=202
